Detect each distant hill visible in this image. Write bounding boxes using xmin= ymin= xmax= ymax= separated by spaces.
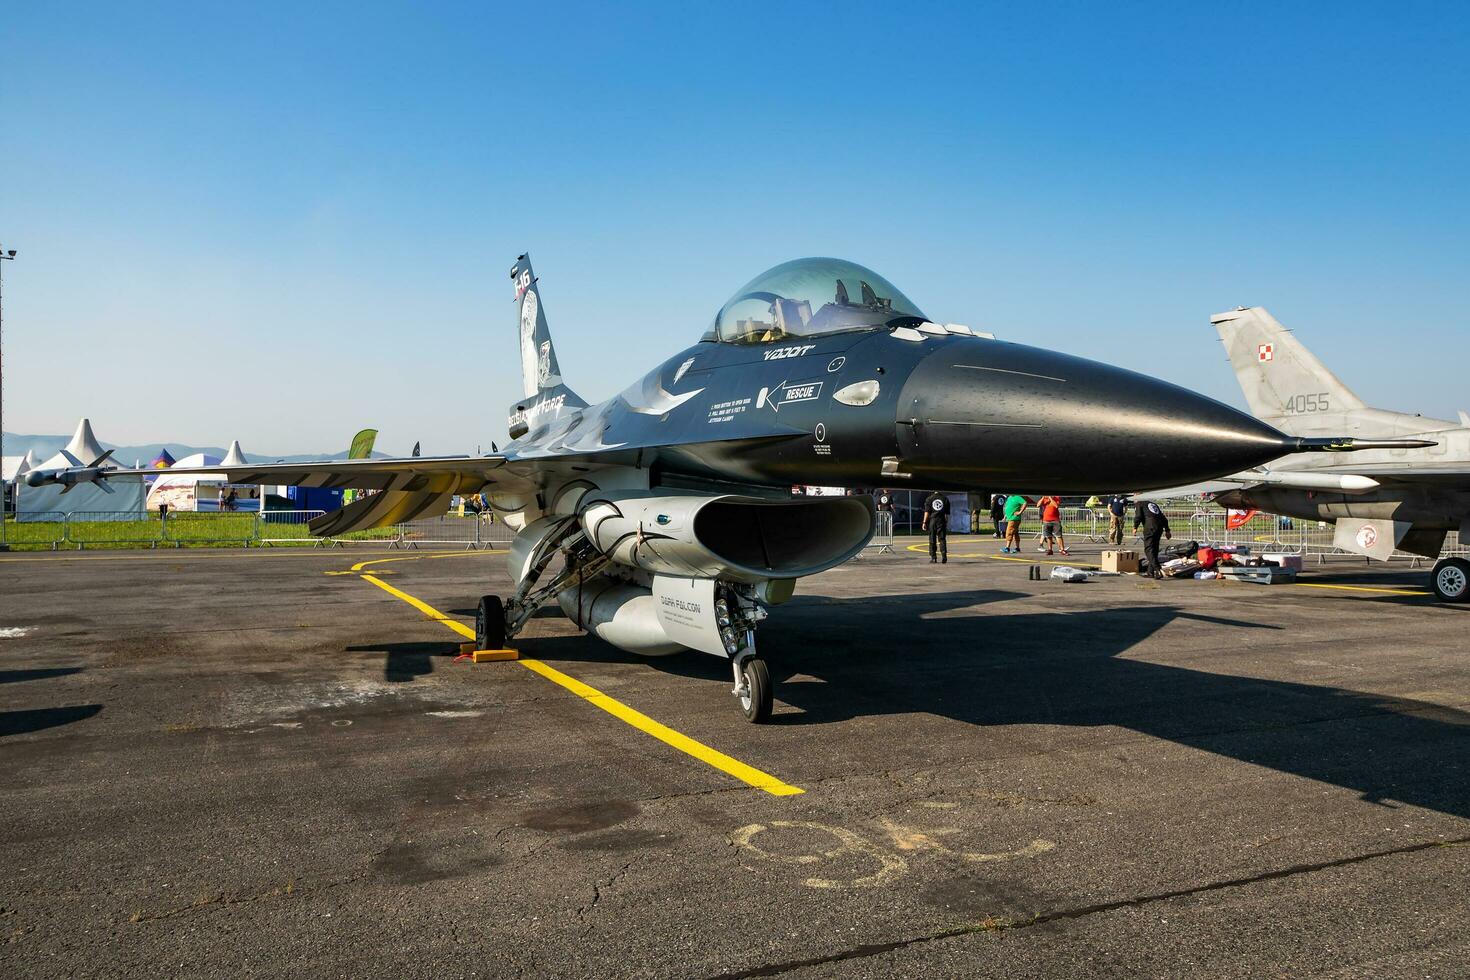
xmin=2 ymin=432 xmax=390 ymax=465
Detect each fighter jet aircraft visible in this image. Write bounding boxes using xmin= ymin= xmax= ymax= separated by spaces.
xmin=1193 ymin=307 xmax=1469 ymax=602
xmin=28 ymin=256 xmax=1426 ymax=720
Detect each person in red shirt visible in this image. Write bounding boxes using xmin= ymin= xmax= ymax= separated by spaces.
xmin=1036 ymin=494 xmax=1069 ymax=556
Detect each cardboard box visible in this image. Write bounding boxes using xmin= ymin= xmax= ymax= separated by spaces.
xmin=1262 ymin=553 xmax=1305 ymax=571
xmin=1101 ymin=549 xmax=1140 ymax=573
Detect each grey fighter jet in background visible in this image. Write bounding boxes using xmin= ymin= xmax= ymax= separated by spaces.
xmin=28 ymin=256 xmax=1424 ymax=720
xmin=1196 ymin=307 xmax=1469 ymax=602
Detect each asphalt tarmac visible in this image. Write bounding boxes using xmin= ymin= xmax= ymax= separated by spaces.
xmin=3 ymin=538 xmax=1469 ymax=978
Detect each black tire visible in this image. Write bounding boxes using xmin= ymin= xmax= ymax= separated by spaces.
xmin=1430 ymin=557 xmax=1470 ymax=603
xmin=476 ymin=595 xmax=507 ymax=649
xmin=738 ymin=657 xmax=773 ymax=723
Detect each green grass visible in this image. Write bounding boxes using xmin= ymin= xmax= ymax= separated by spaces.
xmin=1 ymin=512 xmax=481 ymax=550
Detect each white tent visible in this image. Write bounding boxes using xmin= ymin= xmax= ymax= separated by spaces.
xmin=16 ymin=418 xmax=147 ymax=519
xmin=147 ymin=441 xmax=258 ymax=512
xmin=2 ymin=449 xmax=38 ymax=483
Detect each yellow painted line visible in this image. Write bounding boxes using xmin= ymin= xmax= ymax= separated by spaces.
xmin=903 ymin=543 xmax=1101 ymax=569
xmin=357 ymin=571 xmax=804 ymax=797
xmin=986 ymin=553 xmax=1101 ymax=569
xmin=1292 ymin=582 xmax=1429 ymax=596
xmin=350 ymin=549 xmax=499 ymax=572
xmin=515 ymin=658 xmax=804 ymax=796
xmin=361 ymin=573 xmax=477 ymax=636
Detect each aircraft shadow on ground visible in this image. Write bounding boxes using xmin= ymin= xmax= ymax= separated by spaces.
xmin=0 ymin=666 xmax=100 ymax=738
xmin=0 ymin=667 xmax=83 ymax=685
xmin=527 ymin=587 xmax=1470 ymax=821
xmin=345 ymin=641 xmax=461 ymax=683
xmin=0 ymin=704 xmax=103 ymax=738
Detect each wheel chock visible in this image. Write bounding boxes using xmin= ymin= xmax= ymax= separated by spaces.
xmin=472 ymin=648 xmax=519 ymax=662
xmin=455 ymin=642 xmax=519 ymax=663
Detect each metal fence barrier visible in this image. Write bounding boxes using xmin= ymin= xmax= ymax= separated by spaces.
xmin=5 ymin=498 xmax=1464 ymax=562
xmin=859 ymin=511 xmax=895 ymax=555
xmin=258 ymin=510 xmax=332 ymax=547
xmin=1 ymin=508 xmax=517 ymax=551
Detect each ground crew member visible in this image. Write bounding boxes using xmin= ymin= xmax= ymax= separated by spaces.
xmin=989 ymin=494 xmax=1006 ymax=538
xmin=921 ymin=490 xmax=950 ymax=563
xmin=874 ymin=489 xmax=895 ymax=541
xmin=1133 ymin=499 xmax=1172 ymax=578
xmin=1002 ymin=494 xmax=1028 ymax=553
xmin=1036 ymin=494 xmax=1069 ymax=556
xmin=1106 ymin=493 xmax=1128 ymax=545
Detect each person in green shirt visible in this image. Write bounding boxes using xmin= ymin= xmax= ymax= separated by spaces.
xmin=1002 ymin=494 xmax=1028 ymax=553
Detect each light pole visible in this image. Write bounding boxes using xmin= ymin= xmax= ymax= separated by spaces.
xmin=0 ymin=244 xmax=15 ymax=551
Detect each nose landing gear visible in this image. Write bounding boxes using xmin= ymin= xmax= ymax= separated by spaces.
xmin=475 ymin=595 xmax=507 ymax=650
xmin=732 ymin=651 xmax=773 ymax=723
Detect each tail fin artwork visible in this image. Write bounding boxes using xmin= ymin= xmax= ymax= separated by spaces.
xmin=1211 ymin=307 xmax=1365 ymax=435
xmin=507 ymin=254 xmax=587 ymax=438
xmin=1212 ymin=306 xmax=1458 ymax=439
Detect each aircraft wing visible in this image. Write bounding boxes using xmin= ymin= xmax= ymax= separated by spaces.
xmin=1207 ymin=462 xmax=1470 ymax=495
xmin=1320 ymin=463 xmax=1470 ymax=487
xmin=100 ymin=454 xmax=509 ymax=491
xmin=30 ymin=454 xmax=519 ymax=537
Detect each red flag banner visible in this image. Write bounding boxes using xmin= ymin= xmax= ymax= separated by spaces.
xmin=1226 ymin=508 xmax=1258 ymax=530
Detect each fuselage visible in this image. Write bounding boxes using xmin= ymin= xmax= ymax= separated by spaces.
xmin=504 ymin=327 xmax=1300 ymax=497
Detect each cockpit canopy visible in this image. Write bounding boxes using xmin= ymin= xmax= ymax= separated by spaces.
xmin=710 ymin=258 xmax=928 ymax=345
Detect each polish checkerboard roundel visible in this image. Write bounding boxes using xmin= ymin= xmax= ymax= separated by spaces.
xmin=1257 ymin=343 xmax=1274 ymax=362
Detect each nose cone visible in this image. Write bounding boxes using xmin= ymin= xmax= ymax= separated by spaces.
xmin=896 ymin=342 xmax=1291 ymax=492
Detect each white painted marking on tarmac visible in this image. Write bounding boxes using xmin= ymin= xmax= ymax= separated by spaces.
xmin=0 ymin=626 xmax=34 ymax=638
xmin=426 ymin=710 xmax=483 ymax=718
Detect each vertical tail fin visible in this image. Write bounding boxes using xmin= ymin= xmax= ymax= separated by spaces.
xmin=1211 ymin=307 xmax=1365 ymax=435
xmin=507 ymin=255 xmax=586 ymax=438
xmin=511 ymin=254 xmax=582 ymax=402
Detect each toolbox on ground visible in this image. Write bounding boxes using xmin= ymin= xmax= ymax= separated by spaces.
xmin=1217 ymin=565 xmax=1299 ymax=585
xmin=1101 ymin=549 xmax=1140 ymax=573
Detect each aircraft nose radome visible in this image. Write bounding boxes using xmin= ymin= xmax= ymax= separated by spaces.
xmin=897 ymin=343 xmax=1290 ymax=492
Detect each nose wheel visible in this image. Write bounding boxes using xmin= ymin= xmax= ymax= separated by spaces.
xmin=1431 ymin=557 xmax=1470 ymax=603
xmin=476 ymin=595 xmax=507 ymax=649
xmin=732 ymin=654 xmax=773 ymax=723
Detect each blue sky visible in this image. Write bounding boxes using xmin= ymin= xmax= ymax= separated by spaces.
xmin=2 ymin=1 xmax=1466 ymax=455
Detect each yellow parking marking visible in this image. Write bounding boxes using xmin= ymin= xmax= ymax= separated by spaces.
xmin=356 ymin=569 xmax=804 ymax=797
xmin=351 ymin=550 xmax=494 ymax=572
xmin=1292 ymin=582 xmax=1429 ymax=596
xmin=986 ymin=553 xmax=1100 ymax=569
xmin=361 ymin=573 xmax=476 ymax=634
xmin=903 ymin=543 xmax=1099 ymax=568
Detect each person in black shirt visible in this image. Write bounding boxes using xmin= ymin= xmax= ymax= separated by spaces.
xmin=873 ymin=489 xmax=895 ymax=541
xmin=1132 ymin=499 xmax=1172 ymax=579
xmin=989 ymin=494 xmax=1006 ymax=538
xmin=922 ymin=491 xmax=951 ymax=563
xmin=1106 ymin=494 xmax=1128 ymax=545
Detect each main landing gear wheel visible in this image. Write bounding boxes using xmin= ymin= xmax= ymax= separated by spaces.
xmin=1431 ymin=557 xmax=1470 ymax=603
xmin=735 ymin=656 xmax=773 ymax=724
xmin=476 ymin=595 xmax=507 ymax=649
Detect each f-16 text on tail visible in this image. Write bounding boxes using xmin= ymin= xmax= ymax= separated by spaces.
xmin=29 ymin=257 xmax=1423 ymax=720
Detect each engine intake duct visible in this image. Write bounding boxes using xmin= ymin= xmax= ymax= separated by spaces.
xmin=579 ymin=492 xmax=874 ymax=582
xmin=693 ymin=498 xmax=872 ymax=578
